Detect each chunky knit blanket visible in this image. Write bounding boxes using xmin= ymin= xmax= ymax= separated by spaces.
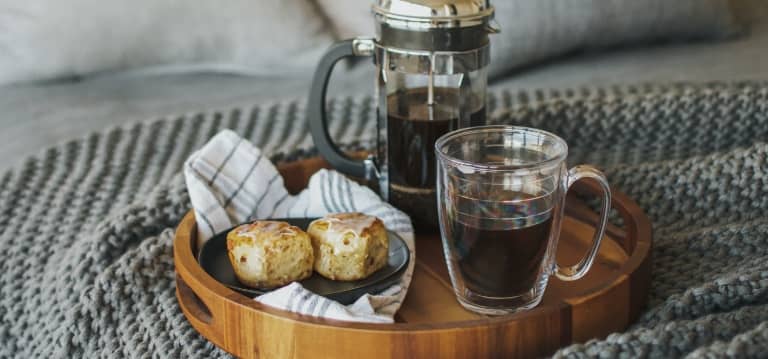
xmin=1 ymin=83 xmax=766 ymax=358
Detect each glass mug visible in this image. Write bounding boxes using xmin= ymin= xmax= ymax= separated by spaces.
xmin=435 ymin=126 xmax=611 ymax=315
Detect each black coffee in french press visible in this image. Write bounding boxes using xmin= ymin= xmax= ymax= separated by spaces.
xmin=308 ymin=0 xmax=498 ymax=231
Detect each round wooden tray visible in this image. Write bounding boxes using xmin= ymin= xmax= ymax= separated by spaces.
xmin=175 ymin=157 xmax=652 ymax=358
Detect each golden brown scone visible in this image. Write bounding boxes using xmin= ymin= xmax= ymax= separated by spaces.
xmin=307 ymin=213 xmax=389 ymax=281
xmin=226 ymin=221 xmax=314 ymax=289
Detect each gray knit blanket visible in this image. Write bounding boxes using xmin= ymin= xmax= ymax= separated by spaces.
xmin=1 ymin=83 xmax=766 ymax=358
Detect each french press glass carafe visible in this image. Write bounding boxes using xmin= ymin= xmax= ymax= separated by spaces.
xmin=309 ymin=0 xmax=498 ymax=230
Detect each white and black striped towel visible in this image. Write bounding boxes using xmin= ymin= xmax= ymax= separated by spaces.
xmin=183 ymin=129 xmax=415 ymax=323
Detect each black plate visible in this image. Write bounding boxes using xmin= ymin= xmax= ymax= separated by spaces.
xmin=198 ymin=218 xmax=410 ymax=305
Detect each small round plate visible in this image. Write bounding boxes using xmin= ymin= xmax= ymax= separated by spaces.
xmin=198 ymin=218 xmax=410 ymax=305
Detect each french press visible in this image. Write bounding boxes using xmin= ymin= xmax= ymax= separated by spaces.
xmin=309 ymin=0 xmax=498 ymax=229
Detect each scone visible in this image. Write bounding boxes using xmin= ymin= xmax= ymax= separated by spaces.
xmin=307 ymin=213 xmax=389 ymax=281
xmin=226 ymin=221 xmax=314 ymax=289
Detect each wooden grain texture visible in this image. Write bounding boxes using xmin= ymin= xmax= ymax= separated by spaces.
xmin=174 ymin=157 xmax=653 ymax=359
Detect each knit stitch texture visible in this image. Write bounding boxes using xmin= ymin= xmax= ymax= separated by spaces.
xmin=0 ymin=83 xmax=766 ymax=358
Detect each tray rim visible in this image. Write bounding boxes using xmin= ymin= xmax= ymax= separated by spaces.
xmin=173 ymin=156 xmax=652 ymax=357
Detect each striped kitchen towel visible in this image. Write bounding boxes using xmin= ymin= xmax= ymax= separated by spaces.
xmin=183 ymin=129 xmax=415 ymax=323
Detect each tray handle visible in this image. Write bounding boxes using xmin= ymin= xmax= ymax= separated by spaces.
xmin=177 ymin=275 xmax=225 ymax=342
xmin=174 ymin=211 xmax=231 ymax=344
xmin=178 ymin=276 xmax=212 ymax=322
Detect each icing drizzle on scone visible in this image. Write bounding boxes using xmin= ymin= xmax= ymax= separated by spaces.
xmin=236 ymin=221 xmax=299 ymax=240
xmin=322 ymin=212 xmax=377 ymax=237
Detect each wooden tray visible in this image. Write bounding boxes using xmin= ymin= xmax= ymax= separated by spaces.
xmin=175 ymin=157 xmax=652 ymax=359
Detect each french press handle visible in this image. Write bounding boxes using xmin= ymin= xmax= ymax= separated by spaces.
xmin=308 ymin=37 xmax=377 ymax=180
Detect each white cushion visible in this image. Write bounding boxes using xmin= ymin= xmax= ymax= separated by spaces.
xmin=316 ymin=0 xmax=740 ymax=78
xmin=0 ymin=0 xmax=335 ymax=85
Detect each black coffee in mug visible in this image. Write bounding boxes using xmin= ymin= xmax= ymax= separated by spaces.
xmin=454 ymin=216 xmax=553 ymax=297
xmin=386 ymin=87 xmax=485 ymax=230
xmin=448 ymin=190 xmax=555 ymax=298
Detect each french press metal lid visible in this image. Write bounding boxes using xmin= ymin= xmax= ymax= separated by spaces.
xmin=374 ymin=0 xmax=498 ymax=51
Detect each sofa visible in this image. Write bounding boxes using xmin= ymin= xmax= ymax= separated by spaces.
xmin=0 ymin=0 xmax=766 ymax=171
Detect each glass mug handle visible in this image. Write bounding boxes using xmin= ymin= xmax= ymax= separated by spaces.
xmin=307 ymin=37 xmax=378 ymax=180
xmin=555 ymin=165 xmax=612 ymax=281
